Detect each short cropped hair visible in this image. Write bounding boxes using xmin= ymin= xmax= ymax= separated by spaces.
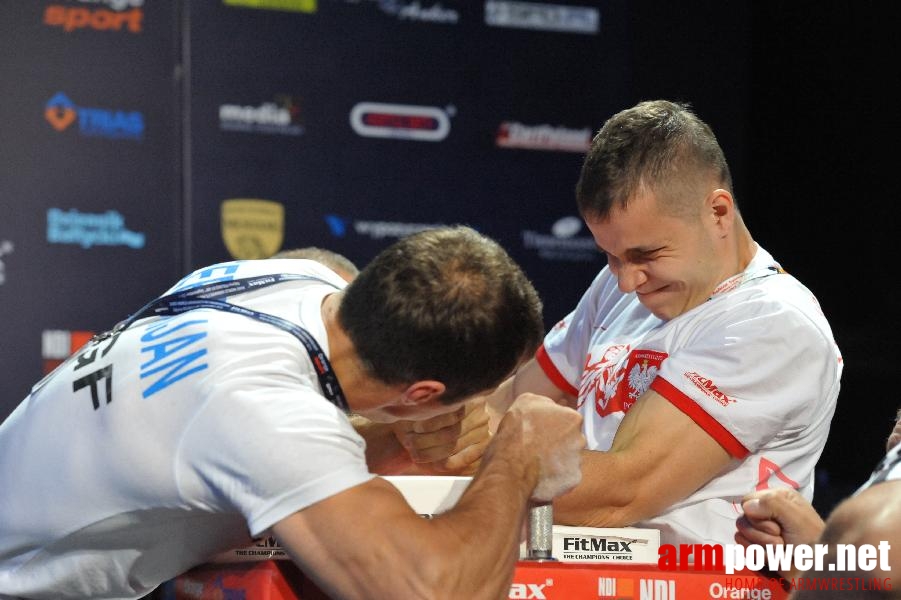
xmin=271 ymin=247 xmax=360 ymax=280
xmin=339 ymin=226 xmax=544 ymax=405
xmin=576 ymin=100 xmax=733 ymax=220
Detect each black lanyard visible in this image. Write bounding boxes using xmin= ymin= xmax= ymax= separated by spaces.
xmin=57 ymin=274 xmax=349 ymax=413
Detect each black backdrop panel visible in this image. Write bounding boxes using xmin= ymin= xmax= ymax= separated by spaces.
xmin=186 ymin=0 xmax=630 ymax=327
xmin=0 ymin=1 xmax=181 ymax=415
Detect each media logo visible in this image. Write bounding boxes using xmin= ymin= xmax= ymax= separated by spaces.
xmin=325 ymin=214 xmax=444 ymax=240
xmin=45 ymin=93 xmax=144 ymax=140
xmin=42 ymin=329 xmax=96 ymax=374
xmin=223 ymin=0 xmax=317 ymax=13
xmin=350 ymin=102 xmax=452 ymax=141
xmin=221 ymin=199 xmax=285 ymax=259
xmin=219 ymin=95 xmax=304 ymax=136
xmin=44 ymin=0 xmax=144 ymax=34
xmin=522 ymin=216 xmax=598 ymax=262
xmin=46 ymin=208 xmax=146 ymax=249
xmin=484 ymin=0 xmax=599 ymax=35
xmin=496 ymin=121 xmax=592 ymax=153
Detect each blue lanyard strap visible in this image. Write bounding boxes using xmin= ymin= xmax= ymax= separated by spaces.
xmin=117 ymin=274 xmax=349 ymax=412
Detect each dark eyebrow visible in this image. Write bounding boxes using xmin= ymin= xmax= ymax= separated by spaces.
xmin=600 ymin=245 xmax=666 ymax=260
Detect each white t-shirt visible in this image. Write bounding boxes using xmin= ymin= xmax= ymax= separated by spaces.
xmin=0 ymin=259 xmax=375 ymax=600
xmin=539 ymin=245 xmax=843 ymax=546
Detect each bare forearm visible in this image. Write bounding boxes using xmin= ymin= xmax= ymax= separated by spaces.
xmin=349 ymin=415 xmax=413 ymax=474
xmin=276 ymin=396 xmax=582 ymax=600
xmin=423 ymin=434 xmax=538 ymax=598
xmin=552 ymin=449 xmax=640 ymax=528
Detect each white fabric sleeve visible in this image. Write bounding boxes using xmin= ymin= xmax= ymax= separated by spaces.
xmin=651 ymin=295 xmax=837 ymax=458
xmin=538 ymin=268 xmax=616 ymax=396
xmin=176 ymin=377 xmax=375 ymax=537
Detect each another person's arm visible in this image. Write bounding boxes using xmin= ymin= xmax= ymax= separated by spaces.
xmin=273 ymin=394 xmax=585 ymax=600
xmin=736 ymin=488 xmax=826 ymax=549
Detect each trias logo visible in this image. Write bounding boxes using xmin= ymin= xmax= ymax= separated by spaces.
xmin=45 ymin=93 xmax=144 ymax=140
xmin=508 ymin=578 xmax=553 ymax=599
xmin=684 ymin=371 xmax=735 ymax=407
xmin=350 ymin=102 xmax=452 ymax=141
xmin=44 ymin=0 xmax=144 ymax=34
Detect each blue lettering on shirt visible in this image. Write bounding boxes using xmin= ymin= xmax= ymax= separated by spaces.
xmin=170 ymin=262 xmax=241 ymax=293
xmin=140 ymin=319 xmax=208 ymax=399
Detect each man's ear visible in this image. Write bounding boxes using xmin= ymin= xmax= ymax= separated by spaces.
xmin=708 ymin=188 xmax=735 ymax=236
xmin=398 ymin=380 xmax=446 ymax=406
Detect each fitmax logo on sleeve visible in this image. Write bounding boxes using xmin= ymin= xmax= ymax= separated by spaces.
xmin=45 ymin=93 xmax=144 ymax=140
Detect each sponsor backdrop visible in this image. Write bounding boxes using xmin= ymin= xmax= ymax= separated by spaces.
xmin=0 ymin=1 xmax=181 ymax=418
xmin=1 ymin=0 xmax=635 ymax=418
xmin=1 ymin=1 xmax=889 ymax=515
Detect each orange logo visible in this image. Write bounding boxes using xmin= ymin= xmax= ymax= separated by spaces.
xmin=44 ymin=5 xmax=144 ymax=34
xmin=45 ymin=93 xmax=77 ymax=131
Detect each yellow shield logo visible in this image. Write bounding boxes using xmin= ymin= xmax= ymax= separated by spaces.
xmin=221 ymin=198 xmax=284 ymax=259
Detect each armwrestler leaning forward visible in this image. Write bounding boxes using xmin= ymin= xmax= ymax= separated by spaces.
xmin=402 ymin=101 xmax=843 ymax=549
xmin=0 ymin=226 xmax=585 ymax=600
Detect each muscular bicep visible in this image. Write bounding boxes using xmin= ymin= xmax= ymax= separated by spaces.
xmin=555 ymin=389 xmax=732 ymax=527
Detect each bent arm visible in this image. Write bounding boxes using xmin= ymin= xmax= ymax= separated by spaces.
xmin=489 ymin=359 xmax=732 ymax=528
xmin=273 ymin=397 xmax=582 ymax=600
xmin=555 ymin=389 xmax=732 ymax=528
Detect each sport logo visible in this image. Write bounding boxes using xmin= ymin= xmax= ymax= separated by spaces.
xmin=45 ymin=93 xmax=144 ymax=140
xmin=684 ymin=371 xmax=735 ymax=406
xmin=350 ymin=102 xmax=451 ymax=141
xmin=43 ymin=0 xmax=144 ymax=34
